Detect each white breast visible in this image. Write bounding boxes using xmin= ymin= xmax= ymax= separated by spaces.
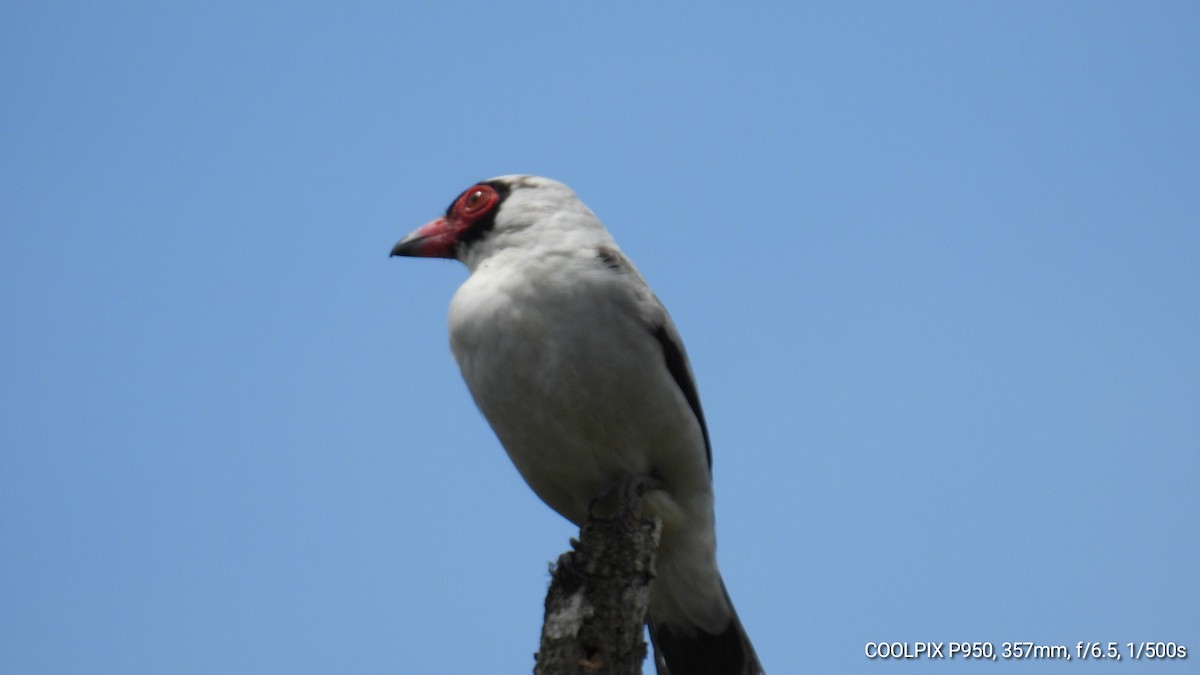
xmin=447 ymin=250 xmax=711 ymax=529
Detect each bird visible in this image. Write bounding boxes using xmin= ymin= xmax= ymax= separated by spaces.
xmin=391 ymin=175 xmax=763 ymax=675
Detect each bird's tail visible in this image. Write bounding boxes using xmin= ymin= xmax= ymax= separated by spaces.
xmin=648 ymin=583 xmax=763 ymax=675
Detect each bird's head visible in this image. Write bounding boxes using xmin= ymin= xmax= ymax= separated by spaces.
xmin=391 ymin=175 xmax=608 ymax=269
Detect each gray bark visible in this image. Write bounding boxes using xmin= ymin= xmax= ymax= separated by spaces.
xmin=534 ymin=476 xmax=663 ymax=675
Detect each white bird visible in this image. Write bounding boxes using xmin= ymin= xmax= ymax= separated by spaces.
xmin=392 ymin=175 xmax=763 ymax=675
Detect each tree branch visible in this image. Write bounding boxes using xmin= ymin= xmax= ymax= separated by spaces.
xmin=534 ymin=475 xmax=663 ymax=675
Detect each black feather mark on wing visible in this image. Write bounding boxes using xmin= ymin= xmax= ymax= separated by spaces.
xmin=653 ymin=323 xmax=713 ymax=470
xmin=596 ymin=245 xmax=623 ymax=270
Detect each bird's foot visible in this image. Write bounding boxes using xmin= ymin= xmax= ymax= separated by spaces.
xmin=587 ymin=474 xmax=665 ymax=527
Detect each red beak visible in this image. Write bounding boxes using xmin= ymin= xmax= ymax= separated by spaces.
xmin=390 ymin=216 xmax=463 ymax=259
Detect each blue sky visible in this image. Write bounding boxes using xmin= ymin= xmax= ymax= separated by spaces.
xmin=2 ymin=2 xmax=1197 ymax=673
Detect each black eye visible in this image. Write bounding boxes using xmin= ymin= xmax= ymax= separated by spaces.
xmin=460 ymin=185 xmax=498 ymax=216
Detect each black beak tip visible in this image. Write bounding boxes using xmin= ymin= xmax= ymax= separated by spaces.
xmin=390 ymin=238 xmax=413 ymax=258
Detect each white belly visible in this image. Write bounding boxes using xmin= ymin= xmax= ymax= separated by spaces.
xmin=447 ymin=263 xmax=712 ymax=529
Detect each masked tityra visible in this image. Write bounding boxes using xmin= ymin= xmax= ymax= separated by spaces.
xmin=392 ymin=175 xmax=763 ymax=675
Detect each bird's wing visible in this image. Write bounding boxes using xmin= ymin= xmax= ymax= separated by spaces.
xmin=595 ymin=245 xmax=712 ymax=469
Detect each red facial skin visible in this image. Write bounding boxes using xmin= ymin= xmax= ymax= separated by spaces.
xmin=391 ymin=184 xmax=500 ymax=259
